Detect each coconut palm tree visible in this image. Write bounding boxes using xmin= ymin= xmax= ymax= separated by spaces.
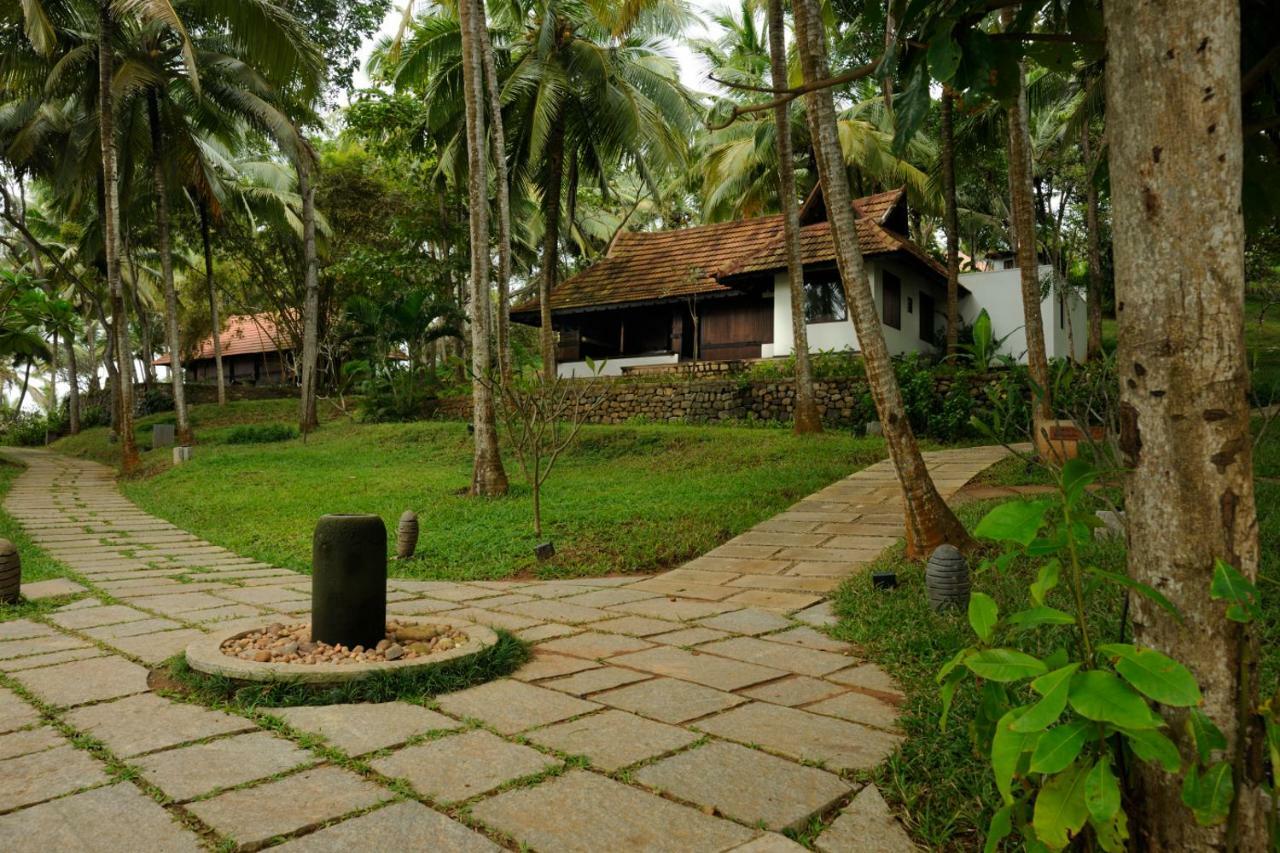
xmin=791 ymin=0 xmax=971 ymax=555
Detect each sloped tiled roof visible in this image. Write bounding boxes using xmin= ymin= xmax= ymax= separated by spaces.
xmin=514 ymin=188 xmax=944 ymax=315
xmin=154 ymin=313 xmax=290 ymax=366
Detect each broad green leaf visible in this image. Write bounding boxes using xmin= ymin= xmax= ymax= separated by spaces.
xmin=1085 ymin=757 xmax=1121 ymax=822
xmin=1043 ymin=647 xmax=1070 ymax=670
xmin=936 ymin=647 xmax=972 ymax=683
xmin=1090 ymin=807 xmax=1131 ymax=853
xmin=975 ymin=500 xmax=1051 ymax=547
xmin=967 ymin=648 xmax=1049 ymax=683
xmin=1007 ymin=607 xmax=1076 ymax=630
xmin=1210 ymin=558 xmax=1260 ymax=623
xmin=927 ymin=33 xmax=962 ymax=82
xmin=1186 ymin=709 xmax=1227 ymax=763
xmin=984 ymin=804 xmax=1012 ymax=853
xmin=969 ymin=592 xmax=999 ymax=643
xmin=1181 ymin=762 xmax=1234 ymax=826
xmin=1011 ymin=664 xmax=1080 ymax=733
xmin=1097 ymin=643 xmax=1202 ymax=707
xmin=1030 ymin=719 xmax=1090 ymax=774
xmin=1060 ymin=458 xmax=1097 ymax=507
xmin=1030 ymin=559 xmax=1060 ymax=606
xmin=939 ymin=668 xmax=966 ymax=732
xmin=1032 ymin=760 xmax=1090 ymax=851
xmin=1068 ymin=671 xmax=1162 ymax=729
xmin=1121 ymin=728 xmax=1182 ymax=773
xmin=992 ymin=707 xmax=1040 ymax=804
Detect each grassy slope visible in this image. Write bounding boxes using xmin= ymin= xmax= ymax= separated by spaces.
xmin=833 ymin=423 xmax=1279 ymax=850
xmin=54 ymin=401 xmax=886 ymax=581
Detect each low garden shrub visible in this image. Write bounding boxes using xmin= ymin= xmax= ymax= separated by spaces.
xmin=225 ymin=423 xmax=298 ymax=444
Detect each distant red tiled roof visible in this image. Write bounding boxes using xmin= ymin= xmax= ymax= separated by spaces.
xmin=154 ymin=313 xmax=291 ymax=366
xmin=513 ymin=188 xmax=944 ymax=315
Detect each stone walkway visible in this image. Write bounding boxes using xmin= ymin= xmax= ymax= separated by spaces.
xmin=0 ymin=444 xmax=1010 ymax=852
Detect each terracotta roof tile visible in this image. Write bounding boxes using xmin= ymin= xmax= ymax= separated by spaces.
xmin=514 ymin=188 xmax=943 ymax=315
xmin=154 ymin=313 xmax=290 ymax=366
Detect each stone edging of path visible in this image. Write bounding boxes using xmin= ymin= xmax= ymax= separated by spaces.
xmin=0 ymin=443 xmax=1015 ymax=853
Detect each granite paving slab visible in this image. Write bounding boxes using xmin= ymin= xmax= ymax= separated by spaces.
xmin=0 ymin=743 xmax=110 ymax=812
xmin=696 ymin=702 xmax=905 ymax=772
xmin=0 ymin=726 xmax=64 ymax=761
xmin=269 ymin=800 xmax=500 ymax=853
xmin=63 ymin=693 xmax=255 ymax=757
xmin=266 ymin=702 xmax=462 ymax=756
xmin=436 ymin=679 xmax=600 ymax=735
xmin=11 ymin=656 xmax=150 ymax=708
xmin=185 ymin=766 xmax=392 ymax=849
xmin=131 ymin=730 xmax=314 ymax=801
xmin=610 ymin=645 xmax=787 ymax=691
xmin=0 ymin=783 xmax=203 ymax=852
xmin=471 ymin=770 xmax=755 ymax=853
xmin=371 ymin=729 xmax=557 ymax=803
xmin=593 ymin=676 xmax=749 ymax=724
xmin=815 ymin=784 xmax=918 ymax=853
xmin=524 ymin=708 xmax=698 ymax=771
xmin=634 ymin=740 xmax=851 ymax=831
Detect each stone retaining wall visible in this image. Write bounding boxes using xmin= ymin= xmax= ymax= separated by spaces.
xmin=434 ymin=371 xmax=1007 ymax=429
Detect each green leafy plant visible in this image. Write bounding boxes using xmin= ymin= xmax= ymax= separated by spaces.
xmin=938 ymin=457 xmax=1216 ymax=851
xmin=224 ymin=423 xmax=298 ymax=445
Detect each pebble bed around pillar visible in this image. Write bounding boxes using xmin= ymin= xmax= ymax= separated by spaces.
xmin=311 ymin=514 xmax=387 ymax=648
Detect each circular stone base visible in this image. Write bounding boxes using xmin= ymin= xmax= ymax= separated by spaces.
xmin=185 ymin=617 xmax=498 ymax=684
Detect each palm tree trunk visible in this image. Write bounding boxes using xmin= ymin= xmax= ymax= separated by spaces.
xmin=128 ymin=261 xmax=156 ymax=388
xmin=86 ymin=318 xmax=100 ymax=393
xmin=48 ymin=330 xmax=58 ymax=415
xmin=793 ymin=0 xmax=970 ymax=556
xmin=1002 ymin=9 xmax=1051 ymax=428
xmin=1105 ymin=1 xmax=1265 ymax=847
xmin=198 ymin=200 xmax=226 ymax=406
xmin=768 ymin=0 xmax=820 ymax=434
xmin=941 ymin=90 xmax=961 ymax=357
xmin=296 ymin=160 xmax=320 ymax=429
xmin=1082 ymin=122 xmax=1104 ymax=361
xmin=147 ymin=91 xmax=192 ymax=443
xmin=539 ymin=118 xmax=565 ymax=381
xmin=98 ymin=0 xmax=139 ymax=472
xmin=459 ymin=0 xmax=508 ymax=496
xmin=66 ymin=332 xmax=80 ymax=434
xmin=477 ymin=15 xmax=513 ymax=384
xmin=15 ymin=362 xmax=31 ymax=412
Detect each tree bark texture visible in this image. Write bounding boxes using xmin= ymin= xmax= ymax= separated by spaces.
xmin=478 ymin=16 xmax=513 ymax=384
xmin=1083 ymin=122 xmax=1105 ymax=361
xmin=792 ymin=0 xmax=970 ymax=557
xmin=768 ymin=0 xmax=821 ymax=434
xmin=459 ymin=0 xmax=508 ymax=496
xmin=539 ymin=118 xmax=565 ymax=381
xmin=66 ymin=332 xmax=80 ymax=434
xmin=199 ymin=201 xmax=226 ymax=407
xmin=1002 ymin=9 xmax=1051 ymax=426
xmin=147 ymin=92 xmax=192 ymax=443
xmin=941 ymin=90 xmax=961 ymax=357
xmin=297 ymin=160 xmax=320 ymax=429
xmin=1105 ymin=1 xmax=1266 ymax=848
xmin=98 ymin=0 xmax=138 ymax=472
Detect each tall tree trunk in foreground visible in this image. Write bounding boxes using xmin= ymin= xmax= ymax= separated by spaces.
xmin=478 ymin=17 xmax=513 ymax=384
xmin=48 ymin=330 xmax=58 ymax=414
xmin=98 ymin=0 xmax=138 ymax=472
xmin=296 ymin=161 xmax=320 ymax=430
xmin=1105 ymin=1 xmax=1265 ymax=848
xmin=539 ymin=118 xmax=565 ymax=381
xmin=66 ymin=333 xmax=80 ymax=434
xmin=199 ymin=201 xmax=226 ymax=407
xmin=941 ymin=90 xmax=961 ymax=357
xmin=147 ymin=91 xmax=191 ymax=443
xmin=768 ymin=0 xmax=820 ymax=434
xmin=86 ymin=318 xmax=100 ymax=393
xmin=15 ymin=362 xmax=31 ymax=413
xmin=793 ymin=0 xmax=970 ymax=556
xmin=1082 ymin=121 xmax=1104 ymax=362
xmin=1002 ymin=9 xmax=1051 ymax=428
xmin=459 ymin=0 xmax=508 ymax=496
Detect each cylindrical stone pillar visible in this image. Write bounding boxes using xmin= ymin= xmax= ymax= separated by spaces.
xmin=396 ymin=510 xmax=419 ymax=560
xmin=311 ymin=514 xmax=386 ymax=648
xmin=0 ymin=539 xmax=20 ymax=604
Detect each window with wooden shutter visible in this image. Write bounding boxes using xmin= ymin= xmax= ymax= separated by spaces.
xmin=882 ymin=272 xmax=901 ymax=329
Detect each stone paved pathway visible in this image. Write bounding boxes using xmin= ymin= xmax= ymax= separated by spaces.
xmin=0 ymin=444 xmax=1010 ymax=852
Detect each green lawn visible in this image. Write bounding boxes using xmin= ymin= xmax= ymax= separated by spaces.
xmin=832 ymin=420 xmax=1280 ymax=850
xmin=54 ymin=402 xmax=888 ymax=581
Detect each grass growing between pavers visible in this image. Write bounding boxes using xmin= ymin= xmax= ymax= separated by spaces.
xmin=831 ymin=422 xmax=1280 ymax=851
xmin=57 ymin=404 xmax=888 ymax=581
xmin=160 ymin=630 xmax=529 ymax=709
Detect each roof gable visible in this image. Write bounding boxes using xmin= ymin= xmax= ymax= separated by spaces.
xmin=154 ymin=313 xmax=290 ymax=366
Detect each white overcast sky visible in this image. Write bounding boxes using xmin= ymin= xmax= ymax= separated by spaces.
xmin=350 ymin=1 xmax=723 ymax=98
